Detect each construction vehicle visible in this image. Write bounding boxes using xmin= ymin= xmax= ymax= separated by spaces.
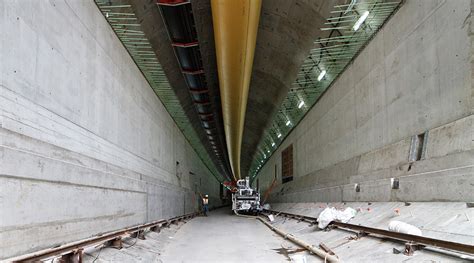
xmin=231 ymin=177 xmax=262 ymax=214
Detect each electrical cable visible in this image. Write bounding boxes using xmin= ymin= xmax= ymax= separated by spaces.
xmin=91 ymin=244 xmax=105 ymax=263
xmin=122 ymin=233 xmax=139 ymax=249
xmin=87 ymin=232 xmax=139 ymax=263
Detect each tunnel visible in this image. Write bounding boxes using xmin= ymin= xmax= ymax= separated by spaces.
xmin=1 ymin=0 xmax=473 ymax=262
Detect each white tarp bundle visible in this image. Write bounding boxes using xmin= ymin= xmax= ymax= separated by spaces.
xmin=318 ymin=207 xmax=357 ymax=229
xmin=388 ymin=221 xmax=422 ymax=236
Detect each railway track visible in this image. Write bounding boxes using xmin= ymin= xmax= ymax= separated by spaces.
xmin=261 ymin=209 xmax=474 ymax=259
xmin=8 ymin=212 xmax=203 ymax=263
xmin=7 ymin=207 xmax=473 ymax=262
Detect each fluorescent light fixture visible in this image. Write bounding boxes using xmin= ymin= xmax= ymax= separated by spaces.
xmin=286 ymin=120 xmax=291 ymax=126
xmin=353 ymin=11 xmax=369 ymax=31
xmin=271 ymin=142 xmax=275 ymax=147
xmin=298 ymin=100 xmax=305 ymax=109
xmin=317 ymin=70 xmax=326 ymax=81
xmin=277 ymin=133 xmax=282 ymax=138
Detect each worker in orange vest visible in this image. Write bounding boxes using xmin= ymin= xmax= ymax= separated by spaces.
xmin=200 ymin=193 xmax=209 ymax=216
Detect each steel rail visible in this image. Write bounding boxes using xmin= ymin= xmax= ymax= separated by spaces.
xmin=263 ymin=209 xmax=474 ymax=256
xmin=9 ymin=212 xmax=202 ymax=262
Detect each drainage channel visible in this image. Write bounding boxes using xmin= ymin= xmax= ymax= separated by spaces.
xmin=8 ymin=212 xmax=202 ymax=262
xmin=262 ymin=209 xmax=474 ymax=259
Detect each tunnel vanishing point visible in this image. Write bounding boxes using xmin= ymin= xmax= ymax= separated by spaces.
xmin=1 ymin=0 xmax=474 ymax=262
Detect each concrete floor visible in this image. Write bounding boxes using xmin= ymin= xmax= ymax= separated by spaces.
xmin=80 ymin=203 xmax=473 ymax=262
xmin=82 ymin=208 xmax=305 ymax=262
xmin=159 ymin=209 xmax=290 ymax=263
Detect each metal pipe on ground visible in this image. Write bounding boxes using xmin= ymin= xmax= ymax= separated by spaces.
xmin=257 ymin=217 xmax=340 ymax=262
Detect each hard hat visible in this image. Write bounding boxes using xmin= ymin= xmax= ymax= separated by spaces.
xmin=205 ymin=194 xmax=208 ymax=197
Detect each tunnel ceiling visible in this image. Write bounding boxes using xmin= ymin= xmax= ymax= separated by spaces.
xmin=246 ymin=0 xmax=403 ymax=180
xmin=95 ymin=0 xmax=402 ymax=182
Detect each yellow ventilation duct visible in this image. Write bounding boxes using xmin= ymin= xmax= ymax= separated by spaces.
xmin=211 ymin=0 xmax=262 ymax=181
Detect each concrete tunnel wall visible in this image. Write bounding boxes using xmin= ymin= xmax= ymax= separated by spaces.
xmin=257 ymin=0 xmax=474 ymax=203
xmin=0 ymin=0 xmax=221 ymax=259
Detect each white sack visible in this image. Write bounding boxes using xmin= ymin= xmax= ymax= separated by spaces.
xmin=388 ymin=220 xmax=422 ymax=236
xmin=318 ymin=207 xmax=357 ymax=229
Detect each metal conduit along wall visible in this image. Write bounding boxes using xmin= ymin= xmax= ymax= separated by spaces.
xmin=158 ymin=0 xmax=232 ymax=181
xmin=211 ymin=0 xmax=262 ymax=181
